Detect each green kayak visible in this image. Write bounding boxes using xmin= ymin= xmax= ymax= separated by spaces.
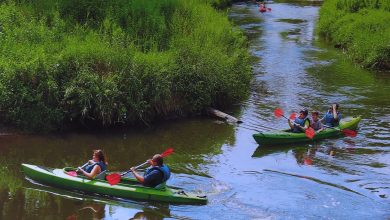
xmin=252 ymin=116 xmax=361 ymax=145
xmin=21 ymin=164 xmax=207 ymax=205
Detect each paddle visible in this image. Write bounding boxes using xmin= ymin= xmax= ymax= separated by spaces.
xmin=322 ymin=124 xmax=357 ymax=137
xmin=274 ymin=108 xmax=315 ymax=139
xmin=67 ymin=162 xmax=89 ymax=177
xmin=106 ymin=148 xmax=174 ymax=186
xmin=274 ymin=108 xmax=297 ymax=120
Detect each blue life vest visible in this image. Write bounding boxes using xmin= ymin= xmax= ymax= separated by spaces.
xmin=84 ymin=161 xmax=106 ymax=173
xmin=292 ymin=117 xmax=310 ymax=133
xmin=323 ymin=111 xmax=342 ymax=127
xmin=146 ymin=165 xmax=171 ymax=183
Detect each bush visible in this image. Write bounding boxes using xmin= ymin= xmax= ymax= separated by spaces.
xmin=318 ymin=0 xmax=390 ymax=69
xmin=0 ymin=0 xmax=251 ymax=131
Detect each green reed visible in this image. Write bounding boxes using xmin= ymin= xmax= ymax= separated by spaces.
xmin=318 ymin=0 xmax=390 ymax=69
xmin=0 ymin=0 xmax=251 ymax=131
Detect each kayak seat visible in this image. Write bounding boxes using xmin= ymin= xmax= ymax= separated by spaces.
xmin=95 ymin=170 xmax=107 ymax=180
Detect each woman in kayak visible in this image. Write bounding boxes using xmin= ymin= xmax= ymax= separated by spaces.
xmin=310 ymin=111 xmax=324 ymax=133
xmin=321 ymin=103 xmax=342 ymax=127
xmin=130 ymin=154 xmax=171 ymax=188
xmin=77 ymin=149 xmax=107 ymax=179
xmin=288 ymin=109 xmax=310 ymax=133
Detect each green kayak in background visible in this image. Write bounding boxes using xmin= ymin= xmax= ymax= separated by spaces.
xmin=22 ymin=164 xmax=207 ymax=205
xmin=252 ymin=116 xmax=361 ymax=145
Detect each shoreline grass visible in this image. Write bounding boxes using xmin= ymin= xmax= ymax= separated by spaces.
xmin=317 ymin=0 xmax=390 ymax=69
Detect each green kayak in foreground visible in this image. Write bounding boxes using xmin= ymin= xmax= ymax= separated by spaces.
xmin=22 ymin=164 xmax=207 ymax=205
xmin=252 ymin=116 xmax=361 ymax=145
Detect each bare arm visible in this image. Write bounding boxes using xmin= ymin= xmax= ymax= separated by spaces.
xmin=332 ymin=104 xmax=338 ymax=120
xmin=79 ymin=165 xmax=101 ymax=179
xmin=288 ymin=119 xmax=294 ymax=129
xmin=131 ymin=168 xmax=145 ymax=184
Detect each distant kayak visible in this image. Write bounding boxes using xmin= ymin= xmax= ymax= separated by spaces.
xmin=22 ymin=164 xmax=207 ymax=204
xmin=253 ymin=116 xmax=361 ymax=145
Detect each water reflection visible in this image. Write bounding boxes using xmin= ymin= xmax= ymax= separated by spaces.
xmin=252 ymin=143 xmax=337 ymax=167
xmin=67 ymin=204 xmax=105 ymax=220
xmin=15 ymin=184 xmax=171 ymax=220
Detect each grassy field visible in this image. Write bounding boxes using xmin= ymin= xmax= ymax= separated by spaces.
xmin=317 ymin=0 xmax=390 ymax=69
xmin=0 ymin=0 xmax=251 ymax=131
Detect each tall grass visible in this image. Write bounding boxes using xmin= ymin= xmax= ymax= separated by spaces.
xmin=318 ymin=0 xmax=390 ymax=69
xmin=0 ymin=0 xmax=251 ymax=131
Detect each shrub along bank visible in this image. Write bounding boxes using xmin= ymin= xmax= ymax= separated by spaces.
xmin=317 ymin=0 xmax=390 ymax=69
xmin=0 ymin=0 xmax=251 ymax=131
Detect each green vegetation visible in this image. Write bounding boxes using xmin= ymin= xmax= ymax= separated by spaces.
xmin=275 ymin=18 xmax=307 ymax=24
xmin=318 ymin=0 xmax=390 ymax=69
xmin=0 ymin=0 xmax=251 ymax=131
xmin=280 ymin=28 xmax=301 ymax=41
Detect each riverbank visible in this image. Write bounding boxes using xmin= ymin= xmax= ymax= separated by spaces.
xmin=0 ymin=0 xmax=251 ymax=132
xmin=318 ymin=0 xmax=390 ymax=69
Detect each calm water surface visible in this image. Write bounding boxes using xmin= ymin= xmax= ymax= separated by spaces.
xmin=1 ymin=1 xmax=389 ymax=219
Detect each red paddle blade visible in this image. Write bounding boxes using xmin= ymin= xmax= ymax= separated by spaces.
xmin=305 ymin=127 xmax=316 ymax=139
xmin=274 ymin=108 xmax=283 ymax=118
xmin=289 ymin=112 xmax=297 ymax=120
xmin=67 ymin=171 xmax=77 ymax=177
xmin=304 ymin=158 xmax=313 ymax=165
xmin=161 ymin=148 xmax=174 ymax=157
xmin=106 ymin=173 xmax=121 ymax=185
xmin=268 ymin=8 xmax=272 ymax=11
xmin=341 ymin=129 xmax=357 ymax=137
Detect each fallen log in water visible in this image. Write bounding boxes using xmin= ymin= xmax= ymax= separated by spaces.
xmin=207 ymin=107 xmax=242 ymax=124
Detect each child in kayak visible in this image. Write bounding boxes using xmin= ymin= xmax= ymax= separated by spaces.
xmin=321 ymin=103 xmax=342 ymax=127
xmin=130 ymin=154 xmax=171 ymax=188
xmin=288 ymin=109 xmax=310 ymax=133
xmin=77 ymin=149 xmax=107 ymax=179
xmin=310 ymin=111 xmax=324 ymax=133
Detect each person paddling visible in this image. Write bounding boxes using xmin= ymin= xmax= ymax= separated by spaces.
xmin=310 ymin=111 xmax=324 ymax=133
xmin=288 ymin=109 xmax=310 ymax=133
xmin=258 ymin=1 xmax=267 ymax=12
xmin=130 ymin=154 xmax=171 ymax=188
xmin=321 ymin=103 xmax=342 ymax=127
xmin=77 ymin=149 xmax=107 ymax=179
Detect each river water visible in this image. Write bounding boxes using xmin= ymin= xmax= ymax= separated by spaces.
xmin=1 ymin=1 xmax=389 ymax=219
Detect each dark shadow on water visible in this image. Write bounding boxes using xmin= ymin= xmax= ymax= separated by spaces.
xmin=275 ymin=18 xmax=307 ymax=24
xmin=14 ymin=183 xmax=171 ymax=220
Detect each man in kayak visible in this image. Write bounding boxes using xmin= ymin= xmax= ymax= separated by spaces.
xmin=130 ymin=154 xmax=171 ymax=188
xmin=288 ymin=109 xmax=310 ymax=133
xmin=321 ymin=103 xmax=342 ymax=127
xmin=310 ymin=111 xmax=324 ymax=133
xmin=77 ymin=149 xmax=107 ymax=179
